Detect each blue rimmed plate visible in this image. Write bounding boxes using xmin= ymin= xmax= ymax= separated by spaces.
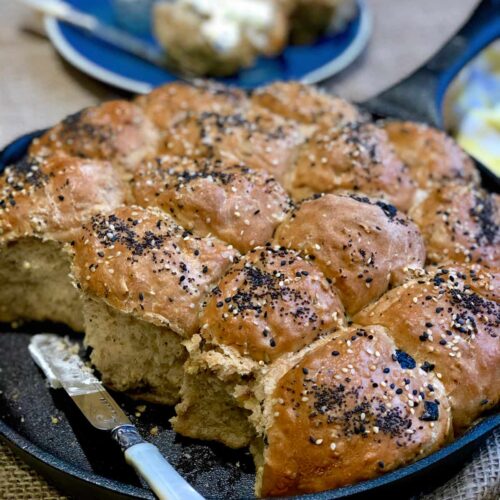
xmin=44 ymin=0 xmax=371 ymax=93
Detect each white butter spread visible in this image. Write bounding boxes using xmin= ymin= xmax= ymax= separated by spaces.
xmin=182 ymin=0 xmax=275 ymax=52
xmin=29 ymin=334 xmax=100 ymax=396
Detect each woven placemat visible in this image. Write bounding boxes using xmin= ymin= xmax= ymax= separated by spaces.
xmin=1 ymin=431 xmax=498 ymax=498
xmin=422 ymin=429 xmax=500 ymax=500
xmin=0 ymin=442 xmax=67 ymax=499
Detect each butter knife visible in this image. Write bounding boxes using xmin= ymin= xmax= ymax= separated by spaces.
xmin=29 ymin=333 xmax=204 ymax=500
xmin=21 ymin=0 xmax=167 ymax=68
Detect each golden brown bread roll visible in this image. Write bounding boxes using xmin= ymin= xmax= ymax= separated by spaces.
xmin=285 ymin=122 xmax=417 ymax=211
xmin=355 ymin=265 xmax=500 ymax=431
xmin=384 ymin=121 xmax=480 ymax=190
xmin=0 ymin=155 xmax=128 ymax=330
xmin=153 ymin=1 xmax=289 ymax=77
xmin=254 ymin=325 xmax=451 ymax=497
xmin=29 ymin=101 xmax=160 ymax=177
xmin=71 ymin=205 xmax=238 ymax=403
xmin=0 ymin=155 xmax=128 ymax=243
xmin=251 ymin=81 xmax=361 ymax=129
xmin=200 ymin=245 xmax=346 ymax=362
xmin=135 ymin=80 xmax=247 ymax=130
xmin=173 ymin=245 xmax=345 ymax=448
xmin=410 ymin=183 xmax=499 ymax=267
xmin=131 ymin=156 xmax=292 ymax=253
xmin=274 ymin=193 xmax=426 ymax=315
xmin=71 ymin=205 xmax=238 ymax=336
xmin=158 ymin=107 xmax=304 ymax=182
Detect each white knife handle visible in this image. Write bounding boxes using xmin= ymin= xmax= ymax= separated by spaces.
xmin=112 ymin=425 xmax=204 ymax=500
xmin=125 ymin=443 xmax=204 ymax=500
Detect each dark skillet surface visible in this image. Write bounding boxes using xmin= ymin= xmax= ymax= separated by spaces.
xmin=0 ymin=327 xmax=255 ymax=500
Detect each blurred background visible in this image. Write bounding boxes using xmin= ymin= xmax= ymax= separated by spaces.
xmin=0 ymin=0 xmax=498 ymax=174
xmin=444 ymin=39 xmax=500 ymax=174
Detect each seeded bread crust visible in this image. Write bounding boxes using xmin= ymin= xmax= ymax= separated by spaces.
xmin=135 ymin=80 xmax=248 ymax=130
xmin=410 ymin=183 xmax=500 ymax=267
xmin=0 ymin=155 xmax=128 ymax=330
xmin=384 ymin=120 xmax=480 ymax=190
xmin=255 ymin=325 xmax=452 ymax=497
xmin=71 ymin=205 xmax=238 ymax=337
xmin=0 ymin=155 xmax=128 ymax=243
xmin=251 ymin=81 xmax=361 ymax=129
xmin=29 ymin=101 xmax=160 ymax=178
xmin=132 ymin=156 xmax=292 ymax=253
xmin=355 ymin=265 xmax=500 ymax=431
xmin=158 ymin=106 xmax=304 ymax=183
xmin=285 ymin=123 xmax=417 ymax=210
xmin=274 ymin=193 xmax=426 ymax=315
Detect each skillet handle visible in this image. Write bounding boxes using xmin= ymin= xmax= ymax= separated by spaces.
xmin=362 ymin=0 xmax=500 ymax=127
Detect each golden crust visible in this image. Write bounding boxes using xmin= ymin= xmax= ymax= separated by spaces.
xmin=251 ymin=81 xmax=361 ymax=129
xmin=0 ymin=155 xmax=127 ymax=243
xmin=29 ymin=101 xmax=160 ymax=177
xmin=200 ymin=246 xmax=346 ymax=362
xmin=136 ymin=80 xmax=247 ymax=130
xmin=410 ymin=183 xmax=499 ymax=267
xmin=71 ymin=205 xmax=238 ymax=336
xmin=158 ymin=107 xmax=304 ymax=182
xmin=384 ymin=121 xmax=480 ymax=190
xmin=426 ymin=261 xmax=499 ymax=303
xmin=355 ymin=265 xmax=500 ymax=431
xmin=285 ymin=123 xmax=417 ymax=211
xmin=131 ymin=156 xmax=292 ymax=253
xmin=258 ymin=325 xmax=451 ymax=497
xmin=274 ymin=193 xmax=426 ymax=315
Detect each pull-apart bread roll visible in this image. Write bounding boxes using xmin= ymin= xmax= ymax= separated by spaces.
xmin=0 ymin=155 xmax=127 ymax=330
xmin=253 ymin=325 xmax=451 ymax=497
xmin=132 ymin=156 xmax=292 ymax=253
xmin=355 ymin=265 xmax=500 ymax=431
xmin=153 ymin=0 xmax=288 ymax=77
xmin=274 ymin=193 xmax=426 ymax=315
xmin=71 ymin=205 xmax=237 ymax=403
xmin=136 ymin=80 xmax=248 ymax=130
xmin=285 ymin=122 xmax=416 ymax=211
xmin=410 ymin=183 xmax=499 ymax=267
xmin=158 ymin=107 xmax=304 ymax=182
xmin=384 ymin=121 xmax=480 ymax=192
xmin=173 ymin=246 xmax=346 ymax=447
xmin=251 ymin=81 xmax=361 ymax=131
xmin=29 ymin=101 xmax=160 ymax=178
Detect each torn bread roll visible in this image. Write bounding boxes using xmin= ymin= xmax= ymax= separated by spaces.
xmin=0 ymin=155 xmax=127 ymax=330
xmin=172 ymin=245 xmax=346 ymax=447
xmin=71 ymin=205 xmax=238 ymax=403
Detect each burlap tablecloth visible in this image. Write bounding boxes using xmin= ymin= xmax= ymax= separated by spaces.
xmin=0 ymin=0 xmax=498 ymax=498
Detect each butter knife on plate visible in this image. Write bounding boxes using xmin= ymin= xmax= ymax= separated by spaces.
xmin=20 ymin=0 xmax=168 ymax=68
xmin=29 ymin=333 xmax=204 ymax=500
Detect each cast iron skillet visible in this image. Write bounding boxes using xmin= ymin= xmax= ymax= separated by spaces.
xmin=0 ymin=1 xmax=499 ymax=498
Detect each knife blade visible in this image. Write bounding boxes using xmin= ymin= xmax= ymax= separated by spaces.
xmin=21 ymin=0 xmax=168 ymax=68
xmin=29 ymin=334 xmax=130 ymax=430
xmin=29 ymin=333 xmax=204 ymax=500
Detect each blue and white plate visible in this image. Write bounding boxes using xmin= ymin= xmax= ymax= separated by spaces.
xmin=44 ymin=0 xmax=372 ymax=93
